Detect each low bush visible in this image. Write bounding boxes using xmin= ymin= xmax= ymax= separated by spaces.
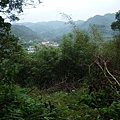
xmin=0 ymin=84 xmax=57 ymax=120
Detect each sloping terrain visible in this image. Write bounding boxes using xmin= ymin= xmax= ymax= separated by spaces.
xmin=11 ymin=25 xmax=41 ymax=42
xmin=12 ymin=13 xmax=115 ymax=41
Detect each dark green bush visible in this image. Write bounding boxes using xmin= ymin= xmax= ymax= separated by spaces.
xmin=0 ymin=84 xmax=57 ymax=120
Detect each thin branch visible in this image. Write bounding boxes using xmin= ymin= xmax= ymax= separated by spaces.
xmin=104 ymin=62 xmax=120 ymax=87
xmin=95 ymin=61 xmax=113 ymax=84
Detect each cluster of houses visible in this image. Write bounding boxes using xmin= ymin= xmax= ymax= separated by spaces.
xmin=28 ymin=46 xmax=35 ymax=53
xmin=40 ymin=41 xmax=59 ymax=46
xmin=28 ymin=41 xmax=59 ymax=53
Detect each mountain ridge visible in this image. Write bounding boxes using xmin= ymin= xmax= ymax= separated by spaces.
xmin=11 ymin=13 xmax=115 ymax=41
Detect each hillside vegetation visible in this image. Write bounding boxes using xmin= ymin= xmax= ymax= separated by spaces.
xmin=11 ymin=13 xmax=115 ymax=42
xmin=0 ymin=3 xmax=120 ymax=119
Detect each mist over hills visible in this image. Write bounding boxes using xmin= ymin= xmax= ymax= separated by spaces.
xmin=11 ymin=13 xmax=115 ymax=42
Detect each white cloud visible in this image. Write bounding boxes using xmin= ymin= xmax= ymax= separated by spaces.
xmin=18 ymin=0 xmax=120 ymax=22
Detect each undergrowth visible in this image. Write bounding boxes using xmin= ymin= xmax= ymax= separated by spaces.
xmin=0 ymin=84 xmax=57 ymax=120
xmin=0 ymin=83 xmax=120 ymax=120
xmin=41 ymin=85 xmax=120 ymax=120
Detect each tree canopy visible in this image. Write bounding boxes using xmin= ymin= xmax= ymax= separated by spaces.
xmin=111 ymin=10 xmax=120 ymax=31
xmin=0 ymin=0 xmax=41 ymax=21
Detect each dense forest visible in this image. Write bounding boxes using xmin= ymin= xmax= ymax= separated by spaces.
xmin=0 ymin=0 xmax=120 ymax=119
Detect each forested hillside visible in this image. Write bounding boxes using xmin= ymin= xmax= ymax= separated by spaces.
xmin=11 ymin=25 xmax=42 ymax=42
xmin=12 ymin=13 xmax=115 ymax=42
xmin=81 ymin=13 xmax=115 ymax=39
xmin=0 ymin=0 xmax=120 ymax=119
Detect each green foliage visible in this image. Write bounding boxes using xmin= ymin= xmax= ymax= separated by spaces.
xmin=58 ymin=31 xmax=95 ymax=81
xmin=89 ymin=24 xmax=104 ymax=42
xmin=42 ymin=86 xmax=120 ymax=120
xmin=0 ymin=84 xmax=57 ymax=120
xmin=0 ymin=0 xmax=41 ymax=21
xmin=98 ymin=100 xmax=120 ymax=120
xmin=101 ymin=40 xmax=116 ymax=57
xmin=0 ymin=16 xmax=11 ymax=35
xmin=101 ymin=34 xmax=120 ymax=70
xmin=13 ymin=29 xmax=97 ymax=89
xmin=3 ymin=84 xmax=117 ymax=120
xmin=11 ymin=25 xmax=41 ymax=44
xmin=89 ymin=24 xmax=104 ymax=54
xmin=112 ymin=35 xmax=120 ymax=70
xmin=0 ymin=32 xmax=24 ymax=84
xmin=17 ymin=46 xmax=61 ymax=88
xmin=111 ymin=10 xmax=120 ymax=31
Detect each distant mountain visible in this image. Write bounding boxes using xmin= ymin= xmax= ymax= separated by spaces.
xmin=81 ymin=13 xmax=115 ymax=29
xmin=28 ymin=21 xmax=71 ymax=39
xmin=12 ymin=13 xmax=115 ymax=41
xmin=11 ymin=25 xmax=41 ymax=42
xmin=13 ymin=20 xmax=84 ymax=40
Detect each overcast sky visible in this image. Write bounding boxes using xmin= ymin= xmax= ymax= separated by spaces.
xmin=17 ymin=0 xmax=120 ymax=22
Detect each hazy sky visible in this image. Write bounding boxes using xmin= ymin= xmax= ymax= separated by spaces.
xmin=18 ymin=0 xmax=120 ymax=22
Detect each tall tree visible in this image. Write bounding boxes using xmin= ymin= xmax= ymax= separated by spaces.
xmin=111 ymin=10 xmax=120 ymax=70
xmin=89 ymin=24 xmax=104 ymax=53
xmin=0 ymin=0 xmax=41 ymax=84
xmin=111 ymin=10 xmax=120 ymax=31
